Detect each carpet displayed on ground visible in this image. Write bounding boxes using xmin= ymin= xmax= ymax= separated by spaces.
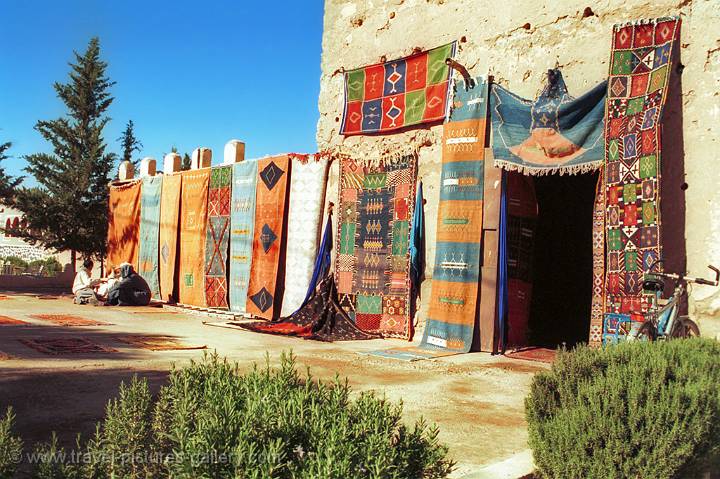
xmin=0 ymin=315 xmax=27 ymax=325
xmin=204 ymin=166 xmax=232 ymax=309
xmin=491 ymin=70 xmax=606 ymax=175
xmin=340 ymin=42 xmax=456 ymax=135
xmin=159 ymin=173 xmax=182 ymax=302
xmin=603 ymin=17 xmax=679 ymax=336
xmin=246 ymin=156 xmax=290 ymax=319
xmin=179 ymin=169 xmax=211 ymax=307
xmin=30 ymin=314 xmax=112 ymax=326
xmin=0 ymin=351 xmax=14 ymax=360
xmin=19 ymin=338 xmax=117 ymax=355
xmin=336 ymin=149 xmax=418 ymax=339
xmin=280 ymin=154 xmax=330 ymax=317
xmin=229 ymin=160 xmax=258 ymax=313
xmin=138 ymin=175 xmax=162 ymax=299
xmin=504 ymin=347 xmax=556 ymax=363
xmin=115 ymin=335 xmax=207 ymax=351
xmin=107 ymin=180 xmax=142 ymax=270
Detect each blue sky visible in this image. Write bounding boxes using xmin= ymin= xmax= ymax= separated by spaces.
xmin=0 ymin=0 xmax=324 ymax=181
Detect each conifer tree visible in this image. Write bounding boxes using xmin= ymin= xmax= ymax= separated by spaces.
xmin=0 ymin=141 xmax=22 ymax=203
xmin=117 ymin=120 xmax=142 ymax=169
xmin=181 ymin=153 xmax=191 ymax=171
xmin=13 ymin=37 xmax=116 ymax=267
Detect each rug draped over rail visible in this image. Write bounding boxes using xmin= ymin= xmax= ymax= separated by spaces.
xmin=178 ymin=169 xmax=210 ymax=307
xmin=602 ymin=17 xmax=680 ymax=342
xmin=229 ymin=161 xmax=258 ymax=313
xmin=204 ymin=166 xmax=232 ymax=309
xmin=158 ymin=174 xmax=182 ymax=302
xmin=336 ymin=149 xmax=418 ymax=339
xmin=280 ymin=154 xmax=330 ymax=317
xmin=138 ymin=176 xmax=162 ymax=298
xmin=246 ymin=156 xmax=290 ymax=319
xmin=340 ymin=42 xmax=456 ymax=136
xmin=490 ymin=69 xmax=606 ymax=176
xmin=107 ymin=180 xmax=142 ymax=271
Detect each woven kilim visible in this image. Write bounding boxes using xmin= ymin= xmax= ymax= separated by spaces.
xmin=138 ymin=176 xmax=162 ymax=298
xmin=19 ymin=338 xmax=117 ymax=355
xmin=336 ymin=150 xmax=418 ymax=339
xmin=603 ymin=17 xmax=679 ymax=334
xmin=341 ymin=43 xmax=457 ymax=135
xmin=246 ymin=156 xmax=290 ymax=319
xmin=204 ymin=166 xmax=232 ymax=309
xmin=107 ymin=180 xmax=141 ymax=271
xmin=159 ymin=174 xmax=182 ymax=302
xmin=280 ymin=154 xmax=330 ymax=317
xmin=178 ymin=169 xmax=211 ymax=307
xmin=229 ymin=160 xmax=258 ymax=313
xmin=30 ymin=315 xmax=112 ymax=327
xmin=491 ymin=70 xmax=606 ymax=175
xmin=589 ymin=171 xmax=605 ymax=347
xmin=115 ymin=335 xmax=206 ymax=351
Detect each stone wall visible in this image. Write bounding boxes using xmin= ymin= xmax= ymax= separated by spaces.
xmin=317 ymin=0 xmax=720 ymax=338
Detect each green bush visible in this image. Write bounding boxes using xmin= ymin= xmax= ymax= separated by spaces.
xmin=0 ymin=408 xmax=22 ymax=479
xmin=526 ymin=338 xmax=720 ymax=479
xmin=26 ymin=352 xmax=453 ymax=478
xmin=1 ymin=256 xmax=28 ymax=270
xmin=29 ymin=257 xmax=64 ymax=276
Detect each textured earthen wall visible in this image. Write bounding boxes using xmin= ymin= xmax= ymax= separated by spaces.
xmin=317 ymin=0 xmax=720 ymax=339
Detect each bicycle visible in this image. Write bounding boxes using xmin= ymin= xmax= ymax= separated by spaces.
xmin=602 ymin=260 xmax=720 ymax=344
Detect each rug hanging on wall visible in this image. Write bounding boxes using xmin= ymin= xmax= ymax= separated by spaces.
xmin=490 ymin=69 xmax=606 ymax=175
xmin=107 ymin=180 xmax=142 ymax=271
xmin=204 ymin=166 xmax=232 ymax=309
xmin=229 ymin=160 xmax=258 ymax=313
xmin=340 ymin=42 xmax=457 ymax=135
xmin=336 ymin=149 xmax=418 ymax=339
xmin=280 ymin=154 xmax=330 ymax=317
xmin=603 ymin=17 xmax=680 ymax=333
xmin=158 ymin=174 xmax=182 ymax=302
xmin=246 ymin=156 xmax=290 ymax=319
xmin=178 ymin=169 xmax=211 ymax=307
xmin=138 ymin=176 xmax=162 ymax=299
xmin=589 ymin=171 xmax=606 ymax=347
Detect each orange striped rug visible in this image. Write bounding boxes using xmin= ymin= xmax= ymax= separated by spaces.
xmin=0 ymin=315 xmax=27 ymax=325
xmin=30 ymin=315 xmax=113 ymax=327
xmin=115 ymin=335 xmax=206 ymax=351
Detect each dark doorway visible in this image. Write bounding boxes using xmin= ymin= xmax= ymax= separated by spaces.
xmin=527 ymin=172 xmax=598 ymax=348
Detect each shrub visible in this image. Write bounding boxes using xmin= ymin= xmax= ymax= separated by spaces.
xmin=526 ymin=338 xmax=720 ymax=479
xmin=1 ymin=256 xmax=28 ymax=270
xmin=28 ymin=257 xmax=63 ymax=276
xmin=0 ymin=408 xmax=22 ymax=479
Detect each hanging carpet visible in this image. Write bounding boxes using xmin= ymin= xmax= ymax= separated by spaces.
xmin=138 ymin=176 xmax=162 ymax=299
xmin=204 ymin=166 xmax=232 ymax=309
xmin=229 ymin=160 xmax=258 ymax=313
xmin=246 ymin=155 xmax=290 ymax=319
xmin=178 ymin=169 xmax=211 ymax=307
xmin=158 ymin=174 xmax=182 ymax=302
xmin=107 ymin=180 xmax=142 ymax=271
xmin=602 ymin=17 xmax=680 ymax=340
xmin=490 ymin=70 xmax=606 ymax=175
xmin=340 ymin=42 xmax=457 ymax=135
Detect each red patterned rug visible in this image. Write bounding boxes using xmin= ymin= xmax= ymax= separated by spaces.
xmin=0 ymin=315 xmax=28 ymax=325
xmin=19 ymin=338 xmax=117 ymax=355
xmin=0 ymin=295 xmax=10 ymax=300
xmin=0 ymin=351 xmax=14 ymax=360
xmin=504 ymin=347 xmax=557 ymax=364
xmin=30 ymin=315 xmax=113 ymax=327
xmin=115 ymin=335 xmax=206 ymax=351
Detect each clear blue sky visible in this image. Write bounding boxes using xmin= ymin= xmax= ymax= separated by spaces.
xmin=0 ymin=0 xmax=323 ymax=181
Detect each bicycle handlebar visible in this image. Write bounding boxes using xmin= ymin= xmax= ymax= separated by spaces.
xmin=652 ymin=265 xmax=719 ymax=287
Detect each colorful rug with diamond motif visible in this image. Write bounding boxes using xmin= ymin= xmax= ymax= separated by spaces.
xmin=30 ymin=314 xmax=112 ymax=327
xmin=589 ymin=171 xmax=606 ymax=347
xmin=603 ymin=17 xmax=679 ymax=333
xmin=107 ymin=180 xmax=142 ymax=271
xmin=138 ymin=176 xmax=162 ymax=299
xmin=179 ymin=169 xmax=211 ymax=307
xmin=115 ymin=335 xmax=206 ymax=351
xmin=204 ymin=166 xmax=232 ymax=309
xmin=0 ymin=315 xmax=27 ymax=325
xmin=280 ymin=154 xmax=330 ymax=317
xmin=229 ymin=160 xmax=258 ymax=313
xmin=159 ymin=173 xmax=182 ymax=302
xmin=19 ymin=338 xmax=117 ymax=355
xmin=336 ymin=149 xmax=418 ymax=339
xmin=340 ymin=42 xmax=457 ymax=135
xmin=246 ymin=156 xmax=290 ymax=319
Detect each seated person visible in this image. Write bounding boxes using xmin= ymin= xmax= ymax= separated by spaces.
xmin=106 ymin=263 xmax=151 ymax=306
xmin=95 ymin=266 xmax=120 ymax=301
xmin=72 ymin=259 xmax=103 ymax=305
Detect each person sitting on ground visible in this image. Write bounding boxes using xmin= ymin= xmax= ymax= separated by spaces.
xmin=72 ymin=259 xmax=102 ymax=305
xmin=95 ymin=266 xmax=120 ymax=301
xmin=105 ymin=263 xmax=151 ymax=306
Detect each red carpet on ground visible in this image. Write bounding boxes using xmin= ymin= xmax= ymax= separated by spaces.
xmin=19 ymin=338 xmax=117 ymax=355
xmin=30 ymin=315 xmax=112 ymax=327
xmin=504 ymin=347 xmax=557 ymax=363
xmin=115 ymin=335 xmax=206 ymax=351
xmin=0 ymin=315 xmax=28 ymax=325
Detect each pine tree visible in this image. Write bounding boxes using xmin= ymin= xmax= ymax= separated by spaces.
xmin=0 ymin=141 xmax=23 ymax=203
xmin=13 ymin=37 xmax=116 ymax=268
xmin=117 ymin=120 xmax=142 ymax=169
xmin=181 ymin=153 xmax=191 ymax=171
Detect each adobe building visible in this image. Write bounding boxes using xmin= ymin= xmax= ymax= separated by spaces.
xmin=316 ymin=0 xmax=720 ymax=345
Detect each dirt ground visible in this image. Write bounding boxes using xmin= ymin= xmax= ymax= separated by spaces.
xmin=0 ymin=292 xmax=545 ymax=477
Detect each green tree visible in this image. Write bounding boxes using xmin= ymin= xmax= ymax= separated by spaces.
xmin=181 ymin=152 xmax=191 ymax=171
xmin=12 ymin=37 xmax=116 ymax=270
xmin=0 ymin=141 xmax=23 ymax=203
xmin=117 ymin=120 xmax=142 ymax=169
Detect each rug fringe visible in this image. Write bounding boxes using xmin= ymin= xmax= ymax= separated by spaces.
xmin=613 ymin=16 xmax=679 ymax=29
xmin=493 ymin=159 xmax=603 ymax=176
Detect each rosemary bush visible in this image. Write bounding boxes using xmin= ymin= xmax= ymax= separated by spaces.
xmin=0 ymin=408 xmax=22 ymax=479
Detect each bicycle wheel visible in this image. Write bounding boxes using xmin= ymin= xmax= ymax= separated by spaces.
xmin=670 ymin=317 xmax=701 ymax=338
xmin=636 ymin=321 xmax=657 ymax=342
